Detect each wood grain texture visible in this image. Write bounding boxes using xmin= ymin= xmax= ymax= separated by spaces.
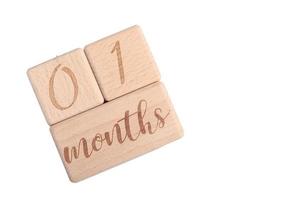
xmin=50 ymin=82 xmax=183 ymax=182
xmin=84 ymin=25 xmax=160 ymax=101
xmin=27 ymin=48 xmax=104 ymax=125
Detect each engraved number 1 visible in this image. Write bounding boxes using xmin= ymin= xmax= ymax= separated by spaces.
xmin=111 ymin=41 xmax=125 ymax=84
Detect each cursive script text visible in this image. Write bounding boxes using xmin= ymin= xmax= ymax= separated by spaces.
xmin=63 ymin=99 xmax=170 ymax=164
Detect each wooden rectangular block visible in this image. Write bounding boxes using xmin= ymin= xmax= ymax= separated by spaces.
xmin=84 ymin=25 xmax=160 ymax=101
xmin=27 ymin=49 xmax=104 ymax=125
xmin=51 ymin=82 xmax=183 ymax=182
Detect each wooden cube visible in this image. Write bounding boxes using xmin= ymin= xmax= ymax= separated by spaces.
xmin=85 ymin=25 xmax=160 ymax=101
xmin=51 ymin=82 xmax=183 ymax=182
xmin=27 ymin=49 xmax=104 ymax=125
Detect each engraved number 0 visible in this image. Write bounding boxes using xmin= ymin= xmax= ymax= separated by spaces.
xmin=111 ymin=41 xmax=125 ymax=84
xmin=49 ymin=64 xmax=78 ymax=110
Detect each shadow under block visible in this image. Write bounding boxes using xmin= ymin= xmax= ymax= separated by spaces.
xmin=27 ymin=49 xmax=104 ymax=125
xmin=84 ymin=25 xmax=160 ymax=101
xmin=51 ymin=82 xmax=183 ymax=182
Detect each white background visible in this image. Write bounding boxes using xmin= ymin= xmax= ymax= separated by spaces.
xmin=0 ymin=0 xmax=282 ymax=199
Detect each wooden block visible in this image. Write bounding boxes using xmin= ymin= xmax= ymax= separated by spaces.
xmin=84 ymin=25 xmax=160 ymax=101
xmin=27 ymin=49 xmax=104 ymax=125
xmin=51 ymin=82 xmax=183 ymax=182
